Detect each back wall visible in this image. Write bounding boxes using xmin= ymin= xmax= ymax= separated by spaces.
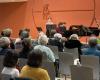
xmin=0 ymin=0 xmax=100 ymax=38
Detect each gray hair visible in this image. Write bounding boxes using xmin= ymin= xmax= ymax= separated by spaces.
xmin=88 ymin=37 xmax=97 ymax=47
xmin=69 ymin=34 xmax=79 ymax=40
xmin=0 ymin=37 xmax=10 ymax=48
xmin=38 ymin=35 xmax=48 ymax=45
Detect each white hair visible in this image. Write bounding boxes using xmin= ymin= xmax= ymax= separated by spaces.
xmin=54 ymin=33 xmax=62 ymax=39
xmin=38 ymin=35 xmax=49 ymax=45
xmin=0 ymin=37 xmax=10 ymax=44
xmin=69 ymin=34 xmax=79 ymax=40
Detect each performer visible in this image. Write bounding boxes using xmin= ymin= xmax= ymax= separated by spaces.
xmin=56 ymin=22 xmax=66 ymax=37
xmin=46 ymin=17 xmax=56 ymax=37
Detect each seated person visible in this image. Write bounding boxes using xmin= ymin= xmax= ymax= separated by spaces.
xmin=19 ymin=38 xmax=33 ymax=58
xmin=34 ymin=35 xmax=55 ymax=62
xmin=1 ymin=28 xmax=15 ymax=49
xmin=0 ymin=37 xmax=11 ymax=55
xmin=1 ymin=50 xmax=19 ymax=78
xmin=82 ymin=37 xmax=100 ymax=57
xmin=65 ymin=34 xmax=82 ymax=61
xmin=19 ymin=50 xmax=50 ymax=80
xmin=15 ymin=28 xmax=30 ymax=44
xmin=48 ymin=33 xmax=64 ymax=52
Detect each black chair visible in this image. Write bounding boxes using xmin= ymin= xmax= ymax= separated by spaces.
xmin=14 ymin=77 xmax=32 ymax=80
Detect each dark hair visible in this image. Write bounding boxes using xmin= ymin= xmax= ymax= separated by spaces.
xmin=19 ymin=38 xmax=32 ymax=58
xmin=3 ymin=50 xmax=19 ymax=67
xmin=19 ymin=28 xmax=30 ymax=37
xmin=22 ymin=38 xmax=32 ymax=48
xmin=20 ymin=31 xmax=29 ymax=40
xmin=89 ymin=37 xmax=97 ymax=47
xmin=36 ymin=27 xmax=42 ymax=32
xmin=27 ymin=50 xmax=42 ymax=68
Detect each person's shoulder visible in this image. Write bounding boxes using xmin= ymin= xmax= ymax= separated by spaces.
xmin=12 ymin=68 xmax=19 ymax=73
xmin=81 ymin=48 xmax=88 ymax=52
xmin=38 ymin=68 xmax=48 ymax=74
xmin=34 ymin=45 xmax=41 ymax=49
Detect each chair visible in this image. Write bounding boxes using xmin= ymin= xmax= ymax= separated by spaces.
xmin=18 ymin=58 xmax=27 ymax=69
xmin=41 ymin=61 xmax=56 ymax=80
xmin=81 ymin=55 xmax=100 ymax=80
xmin=0 ymin=55 xmax=4 ymax=79
xmin=70 ymin=65 xmax=93 ymax=80
xmin=47 ymin=45 xmax=59 ymax=59
xmin=58 ymin=52 xmax=74 ymax=79
xmin=1 ymin=74 xmax=12 ymax=80
xmin=14 ymin=77 xmax=32 ymax=80
xmin=64 ymin=48 xmax=79 ymax=59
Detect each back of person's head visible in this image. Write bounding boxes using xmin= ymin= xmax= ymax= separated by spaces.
xmin=0 ymin=37 xmax=10 ymax=48
xmin=50 ymin=29 xmax=56 ymax=37
xmin=69 ymin=34 xmax=79 ymax=40
xmin=27 ymin=50 xmax=42 ymax=68
xmin=3 ymin=50 xmax=18 ymax=67
xmin=88 ymin=37 xmax=97 ymax=47
xmin=54 ymin=33 xmax=62 ymax=39
xmin=20 ymin=31 xmax=29 ymax=40
xmin=36 ymin=27 xmax=42 ymax=32
xmin=22 ymin=38 xmax=32 ymax=48
xmin=58 ymin=22 xmax=63 ymax=27
xmin=19 ymin=28 xmax=30 ymax=39
xmin=38 ymin=35 xmax=48 ymax=45
xmin=1 ymin=28 xmax=12 ymax=37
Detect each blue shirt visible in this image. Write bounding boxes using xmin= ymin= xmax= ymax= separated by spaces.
xmin=82 ymin=47 xmax=100 ymax=57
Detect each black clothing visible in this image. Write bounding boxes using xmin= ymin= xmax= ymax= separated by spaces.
xmin=48 ymin=38 xmax=64 ymax=52
xmin=65 ymin=40 xmax=82 ymax=62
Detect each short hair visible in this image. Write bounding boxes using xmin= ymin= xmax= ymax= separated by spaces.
xmin=22 ymin=38 xmax=32 ymax=48
xmin=3 ymin=50 xmax=19 ymax=67
xmin=38 ymin=35 xmax=48 ymax=45
xmin=69 ymin=34 xmax=79 ymax=40
xmin=88 ymin=37 xmax=97 ymax=47
xmin=1 ymin=28 xmax=12 ymax=37
xmin=27 ymin=50 xmax=42 ymax=68
xmin=0 ymin=37 xmax=10 ymax=48
xmin=19 ymin=28 xmax=30 ymax=36
xmin=36 ymin=27 xmax=42 ymax=32
xmin=54 ymin=33 xmax=62 ymax=39
xmin=20 ymin=31 xmax=29 ymax=39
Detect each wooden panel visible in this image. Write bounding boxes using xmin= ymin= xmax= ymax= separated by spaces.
xmin=0 ymin=0 xmax=27 ymax=3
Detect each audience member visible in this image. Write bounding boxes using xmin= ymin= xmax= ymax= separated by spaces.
xmin=1 ymin=28 xmax=15 ymax=49
xmin=82 ymin=37 xmax=100 ymax=57
xmin=19 ymin=38 xmax=33 ymax=58
xmin=19 ymin=50 xmax=50 ymax=80
xmin=48 ymin=33 xmax=64 ymax=52
xmin=1 ymin=50 xmax=19 ymax=78
xmin=15 ymin=28 xmax=30 ymax=44
xmin=34 ymin=35 xmax=55 ymax=62
xmin=0 ymin=37 xmax=11 ymax=55
xmin=65 ymin=34 xmax=82 ymax=61
xmin=15 ymin=28 xmax=30 ymax=52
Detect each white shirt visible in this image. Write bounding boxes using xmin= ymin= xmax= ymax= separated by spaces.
xmin=1 ymin=67 xmax=19 ymax=78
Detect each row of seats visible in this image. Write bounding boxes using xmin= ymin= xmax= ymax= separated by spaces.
xmin=0 ymin=45 xmax=100 ymax=80
xmin=13 ymin=55 xmax=100 ymax=80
